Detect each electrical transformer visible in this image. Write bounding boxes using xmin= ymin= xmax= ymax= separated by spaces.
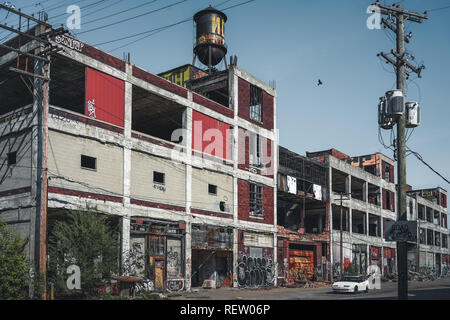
xmin=386 ymin=89 xmax=405 ymax=118
xmin=405 ymin=101 xmax=420 ymax=128
xmin=378 ymin=96 xmax=394 ymax=129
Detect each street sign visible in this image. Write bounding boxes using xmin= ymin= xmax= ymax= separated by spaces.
xmin=385 ymin=220 xmax=417 ymax=242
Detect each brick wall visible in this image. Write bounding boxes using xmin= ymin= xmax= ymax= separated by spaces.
xmin=262 ymin=91 xmax=274 ymax=131
xmin=238 ymin=78 xmax=250 ymax=120
xmin=237 ymin=179 xmax=274 ymax=225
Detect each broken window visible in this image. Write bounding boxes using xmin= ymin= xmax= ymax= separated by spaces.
xmin=433 ymin=210 xmax=440 ymax=225
xmin=249 ymin=85 xmax=262 ymax=122
xmin=81 ymin=155 xmax=96 ymax=170
xmin=249 ymin=133 xmax=261 ymax=167
xmin=153 ymin=171 xmax=165 ymax=185
xmin=249 ymin=183 xmax=263 ymax=216
xmin=208 ymin=184 xmax=217 ymax=195
xmin=7 ymin=151 xmax=16 ymax=166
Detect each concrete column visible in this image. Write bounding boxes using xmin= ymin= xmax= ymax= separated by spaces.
xmin=233 ymin=229 xmax=239 ymax=288
xmin=363 ymin=182 xmax=368 ymax=203
xmin=121 ymin=63 xmax=133 ymax=269
xmin=184 ymin=93 xmax=193 ymax=291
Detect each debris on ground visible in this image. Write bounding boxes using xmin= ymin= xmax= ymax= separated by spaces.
xmin=408 ymin=270 xmax=437 ymax=282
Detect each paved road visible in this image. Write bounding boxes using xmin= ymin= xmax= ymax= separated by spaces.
xmin=169 ymin=278 xmax=450 ymax=300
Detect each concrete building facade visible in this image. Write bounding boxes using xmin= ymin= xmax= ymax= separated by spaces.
xmin=0 ymin=29 xmax=277 ymax=292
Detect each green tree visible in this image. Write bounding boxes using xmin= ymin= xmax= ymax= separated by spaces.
xmin=0 ymin=220 xmax=30 ymax=300
xmin=48 ymin=211 xmax=118 ymax=298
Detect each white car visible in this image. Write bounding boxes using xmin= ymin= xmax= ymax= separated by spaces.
xmin=332 ymin=276 xmax=370 ymax=294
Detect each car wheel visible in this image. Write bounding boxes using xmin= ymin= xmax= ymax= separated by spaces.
xmin=354 ymin=286 xmax=358 ymax=294
xmin=365 ymin=286 xmax=369 ymax=293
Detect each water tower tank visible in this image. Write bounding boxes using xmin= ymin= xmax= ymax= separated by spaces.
xmin=193 ymin=7 xmax=228 ymax=67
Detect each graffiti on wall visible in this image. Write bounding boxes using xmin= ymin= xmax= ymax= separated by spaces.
xmin=166 ymin=239 xmax=182 ymax=279
xmin=237 ymin=254 xmax=274 ymax=287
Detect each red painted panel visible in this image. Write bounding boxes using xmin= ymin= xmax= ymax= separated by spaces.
xmin=192 ymin=110 xmax=231 ymax=160
xmin=85 ymin=67 xmax=125 ymax=127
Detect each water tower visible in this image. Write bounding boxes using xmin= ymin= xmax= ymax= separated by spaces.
xmin=193 ymin=6 xmax=228 ymax=73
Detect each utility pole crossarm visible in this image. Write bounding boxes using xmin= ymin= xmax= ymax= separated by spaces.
xmin=378 ymin=52 xmax=411 ymax=77
xmin=381 ymin=18 xmax=409 ymax=43
xmin=372 ymin=2 xmax=428 ymax=20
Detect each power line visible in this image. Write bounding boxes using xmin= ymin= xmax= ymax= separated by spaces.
xmin=75 ymin=0 xmax=187 ymax=36
xmin=73 ymin=0 xmax=160 ymax=27
xmin=406 ymin=146 xmax=450 ymax=185
xmin=94 ymin=0 xmax=258 ymax=52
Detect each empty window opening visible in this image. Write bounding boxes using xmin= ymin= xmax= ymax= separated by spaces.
xmin=426 ymin=229 xmax=434 ymax=246
xmin=435 ymin=232 xmax=441 ymax=247
xmin=50 ymin=56 xmax=85 ymax=114
xmin=331 ymin=169 xmax=347 ymax=194
xmin=426 ymin=207 xmax=433 ymax=223
xmin=419 ymin=228 xmax=426 ymax=244
xmin=368 ymin=183 xmax=380 ymax=206
xmin=351 ymin=176 xmax=365 ymax=202
xmin=0 ymin=57 xmax=34 ymax=116
xmin=304 ymin=208 xmax=326 ymax=234
xmin=368 ymin=214 xmax=381 ymax=237
xmin=352 ymin=210 xmax=366 ymax=235
xmin=81 ymin=155 xmax=96 ymax=170
xmin=132 ymin=85 xmax=186 ymax=143
xmin=332 ymin=204 xmax=349 ymax=231
xmin=249 ymin=85 xmax=262 ymax=122
xmin=208 ymin=184 xmax=217 ymax=195
xmin=277 ymin=200 xmax=301 ymax=231
xmin=7 ymin=151 xmax=17 ymax=166
xmin=249 ymin=183 xmax=263 ymax=216
xmin=153 ymin=171 xmax=165 ymax=185
xmin=418 ymin=204 xmax=425 ymax=220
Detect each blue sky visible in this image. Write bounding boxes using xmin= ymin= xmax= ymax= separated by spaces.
xmin=5 ymin=0 xmax=450 ymax=191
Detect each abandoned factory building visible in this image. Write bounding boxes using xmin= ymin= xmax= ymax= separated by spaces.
xmin=0 ymin=18 xmax=278 ymax=291
xmin=0 ymin=7 xmax=448 ymax=295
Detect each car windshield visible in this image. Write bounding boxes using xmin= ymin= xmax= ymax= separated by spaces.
xmin=341 ymin=276 xmax=362 ymax=282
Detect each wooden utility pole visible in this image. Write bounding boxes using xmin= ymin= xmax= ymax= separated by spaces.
xmin=0 ymin=4 xmax=66 ymax=299
xmin=373 ymin=2 xmax=428 ymax=300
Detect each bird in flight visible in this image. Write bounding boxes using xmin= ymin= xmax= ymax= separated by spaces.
xmin=317 ymin=79 xmax=323 ymax=86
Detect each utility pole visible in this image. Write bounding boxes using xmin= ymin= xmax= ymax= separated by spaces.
xmin=335 ymin=192 xmax=350 ymax=279
xmin=373 ymin=2 xmax=428 ymax=300
xmin=0 ymin=4 xmax=66 ymax=299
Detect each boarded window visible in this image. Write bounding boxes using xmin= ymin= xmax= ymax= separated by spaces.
xmin=249 ymin=183 xmax=263 ymax=216
xmin=81 ymin=155 xmax=96 ymax=170
xmin=153 ymin=171 xmax=165 ymax=184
